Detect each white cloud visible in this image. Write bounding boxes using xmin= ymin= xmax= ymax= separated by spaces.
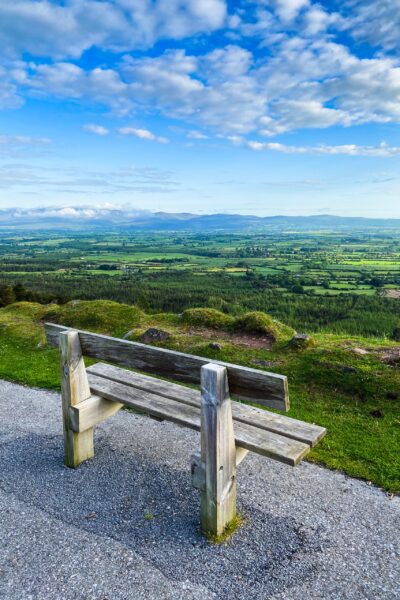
xmin=272 ymin=0 xmax=310 ymax=23
xmin=0 ymin=135 xmax=50 ymax=145
xmin=186 ymin=130 xmax=208 ymax=139
xmin=0 ymin=205 xmax=154 ymax=221
xmin=0 ymin=69 xmax=22 ymax=108
xmin=117 ymin=127 xmax=169 ymax=143
xmin=0 ymin=163 xmax=180 ymax=194
xmin=0 ymin=134 xmax=51 ymax=157
xmin=303 ymin=5 xmax=339 ymax=36
xmin=247 ymin=140 xmax=400 ymax=156
xmin=83 ymin=123 xmax=110 ymax=136
xmin=2 ymin=0 xmax=400 ymax=142
xmin=0 ymin=0 xmax=227 ymax=60
xmin=10 ymin=34 xmax=400 ymax=138
xmin=343 ymin=1 xmax=400 ymax=53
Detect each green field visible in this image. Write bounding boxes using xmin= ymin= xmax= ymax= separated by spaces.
xmin=1 ymin=228 xmax=399 ymax=337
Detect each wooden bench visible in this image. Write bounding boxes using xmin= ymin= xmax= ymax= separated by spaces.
xmin=45 ymin=323 xmax=326 ymax=536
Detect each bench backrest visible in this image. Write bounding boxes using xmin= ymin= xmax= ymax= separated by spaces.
xmin=45 ymin=323 xmax=289 ymax=411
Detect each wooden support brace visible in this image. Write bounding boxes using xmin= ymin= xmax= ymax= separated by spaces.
xmin=68 ymin=394 xmax=123 ymax=433
xmin=60 ymin=331 xmax=95 ymax=468
xmin=199 ymin=363 xmax=237 ymax=536
xmin=235 ymin=447 xmax=249 ymax=467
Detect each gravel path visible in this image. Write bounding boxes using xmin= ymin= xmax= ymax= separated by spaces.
xmin=0 ymin=379 xmax=399 ymax=600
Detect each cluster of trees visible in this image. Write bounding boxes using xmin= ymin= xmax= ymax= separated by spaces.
xmin=0 ymin=282 xmax=59 ymax=307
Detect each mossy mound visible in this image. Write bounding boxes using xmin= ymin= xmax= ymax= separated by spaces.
xmin=234 ymin=311 xmax=295 ymax=342
xmin=182 ymin=308 xmax=234 ymax=329
xmin=1 ymin=302 xmax=59 ymax=344
xmin=58 ymin=300 xmax=144 ymax=336
xmin=3 ymin=301 xmax=60 ymax=321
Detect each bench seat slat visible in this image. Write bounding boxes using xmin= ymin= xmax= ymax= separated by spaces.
xmin=87 ymin=372 xmax=310 ymax=466
xmin=87 ymin=362 xmax=326 ymax=447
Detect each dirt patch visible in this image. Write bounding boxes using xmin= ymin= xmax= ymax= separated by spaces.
xmin=386 ymin=289 xmax=400 ymax=299
xmin=187 ymin=327 xmax=275 ymax=349
xmin=377 ymin=347 xmax=400 ymax=365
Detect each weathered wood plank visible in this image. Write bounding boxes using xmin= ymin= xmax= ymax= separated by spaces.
xmin=59 ymin=331 xmax=94 ymax=468
xmin=87 ymin=373 xmax=310 ymax=466
xmin=45 ymin=323 xmax=289 ymax=411
xmin=68 ymin=394 xmax=123 ymax=433
xmin=89 ymin=373 xmax=199 ymax=427
xmin=199 ymin=364 xmax=237 ymax=535
xmin=87 ymin=362 xmax=325 ymax=446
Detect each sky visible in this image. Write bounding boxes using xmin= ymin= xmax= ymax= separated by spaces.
xmin=0 ymin=0 xmax=400 ymax=217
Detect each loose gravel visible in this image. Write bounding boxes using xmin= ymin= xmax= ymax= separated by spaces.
xmin=0 ymin=379 xmax=399 ymax=600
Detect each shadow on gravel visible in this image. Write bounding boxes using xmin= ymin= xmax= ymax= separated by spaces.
xmin=0 ymin=430 xmax=326 ymax=600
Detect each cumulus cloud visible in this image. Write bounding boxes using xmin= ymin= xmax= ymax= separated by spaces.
xmin=0 ymin=205 xmax=154 ymax=223
xmin=83 ymin=123 xmax=110 ymax=136
xmin=272 ymin=0 xmax=310 ymax=23
xmin=0 ymin=72 xmax=22 ymax=108
xmin=0 ymin=0 xmax=227 ymax=59
xmin=118 ymin=127 xmax=169 ymax=143
xmin=343 ymin=0 xmax=400 ymax=54
xmin=1 ymin=0 xmax=400 ymax=141
xmin=19 ymin=36 xmax=400 ymax=136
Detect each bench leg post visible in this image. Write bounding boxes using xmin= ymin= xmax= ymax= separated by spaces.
xmin=59 ymin=331 xmax=94 ymax=468
xmin=200 ymin=363 xmax=237 ymax=537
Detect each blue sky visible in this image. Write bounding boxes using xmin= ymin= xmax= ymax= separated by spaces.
xmin=1 ymin=0 xmax=400 ymax=217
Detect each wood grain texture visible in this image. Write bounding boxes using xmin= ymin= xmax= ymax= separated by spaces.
xmin=200 ymin=364 xmax=237 ymax=535
xmin=68 ymin=394 xmax=123 ymax=433
xmin=59 ymin=331 xmax=94 ymax=468
xmin=191 ymin=447 xmax=247 ymax=493
xmin=45 ymin=323 xmax=289 ymax=411
xmin=87 ymin=362 xmax=325 ymax=446
xmin=87 ymin=372 xmax=310 ymax=466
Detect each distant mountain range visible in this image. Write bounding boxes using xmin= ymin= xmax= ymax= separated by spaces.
xmin=1 ymin=206 xmax=400 ymax=231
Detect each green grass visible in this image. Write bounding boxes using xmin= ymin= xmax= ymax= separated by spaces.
xmin=204 ymin=514 xmax=245 ymax=544
xmin=182 ymin=307 xmax=234 ymax=329
xmin=0 ymin=300 xmax=399 ymax=493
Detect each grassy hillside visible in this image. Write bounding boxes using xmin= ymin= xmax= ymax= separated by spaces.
xmin=0 ymin=300 xmax=399 ymax=493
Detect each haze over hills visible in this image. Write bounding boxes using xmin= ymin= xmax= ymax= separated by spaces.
xmin=1 ymin=206 xmax=400 ymax=231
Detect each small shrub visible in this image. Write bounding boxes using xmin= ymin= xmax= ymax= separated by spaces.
xmin=234 ymin=311 xmax=295 ymax=342
xmin=182 ymin=308 xmax=234 ymax=329
xmin=391 ymin=326 xmax=400 ymax=342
